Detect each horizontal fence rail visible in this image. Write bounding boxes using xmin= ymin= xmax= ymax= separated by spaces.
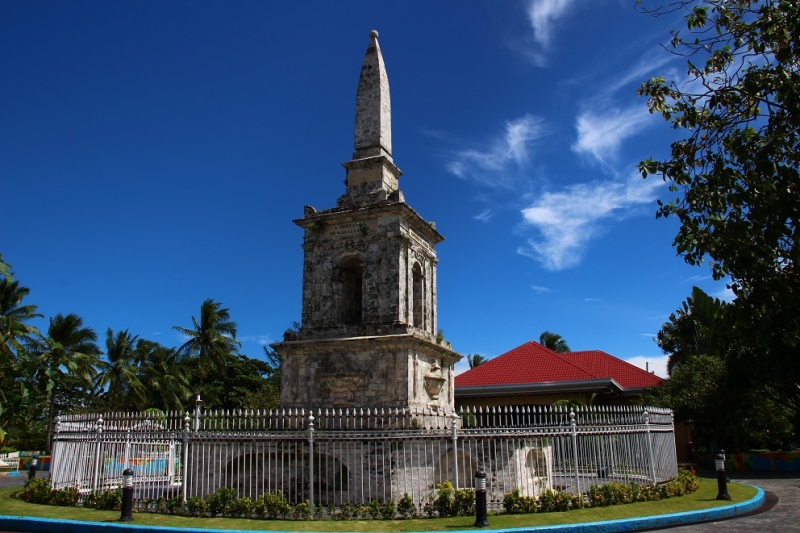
xmin=51 ymin=405 xmax=677 ymax=510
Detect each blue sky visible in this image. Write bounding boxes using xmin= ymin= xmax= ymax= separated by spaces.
xmin=1 ymin=0 xmax=732 ymax=380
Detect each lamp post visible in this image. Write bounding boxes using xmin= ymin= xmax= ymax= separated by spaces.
xmin=474 ymin=468 xmax=489 ymax=527
xmin=28 ymin=454 xmax=38 ymax=480
xmin=119 ymin=468 xmax=134 ymax=521
xmin=715 ymin=450 xmax=731 ymax=501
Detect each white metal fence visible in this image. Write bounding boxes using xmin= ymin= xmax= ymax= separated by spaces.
xmin=51 ymin=404 xmax=677 ymax=509
xmin=0 ymin=452 xmax=20 ymax=472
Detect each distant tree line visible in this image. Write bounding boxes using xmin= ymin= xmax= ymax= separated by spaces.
xmin=0 ymin=253 xmax=280 ymax=453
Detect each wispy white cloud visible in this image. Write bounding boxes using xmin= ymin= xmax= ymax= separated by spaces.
xmin=447 ymin=114 xmax=546 ymax=189
xmin=473 ymin=208 xmax=494 ymax=222
xmin=572 ymin=106 xmax=653 ymax=164
xmin=525 ymin=0 xmax=579 ymax=65
xmin=625 ymin=355 xmax=669 ymax=379
xmin=712 ymin=285 xmax=736 ymax=302
xmin=518 ymin=172 xmax=663 ymax=270
xmin=530 ymin=285 xmax=552 ymax=294
xmin=241 ymin=334 xmax=272 ymax=346
xmin=602 ymin=52 xmax=676 ymax=97
xmin=584 ymin=298 xmax=602 ymax=302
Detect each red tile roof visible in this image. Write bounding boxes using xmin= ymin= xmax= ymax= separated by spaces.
xmin=455 ymin=341 xmax=662 ymax=391
xmin=565 ymin=350 xmax=663 ymax=389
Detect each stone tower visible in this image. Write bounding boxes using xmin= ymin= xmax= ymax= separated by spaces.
xmin=272 ymin=31 xmax=461 ymax=411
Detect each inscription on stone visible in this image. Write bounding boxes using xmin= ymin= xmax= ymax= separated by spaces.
xmin=326 ymin=220 xmax=377 ymax=237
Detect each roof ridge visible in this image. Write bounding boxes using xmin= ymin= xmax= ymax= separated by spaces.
xmin=547 ymin=346 xmax=605 ymax=380
xmin=567 ymin=349 xmax=663 ymax=380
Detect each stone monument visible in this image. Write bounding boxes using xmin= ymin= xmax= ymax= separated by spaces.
xmin=273 ymin=30 xmax=462 ymax=411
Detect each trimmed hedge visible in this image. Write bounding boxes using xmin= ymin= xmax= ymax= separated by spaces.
xmin=503 ymin=467 xmax=700 ymax=514
xmin=16 ymin=468 xmax=700 ymax=520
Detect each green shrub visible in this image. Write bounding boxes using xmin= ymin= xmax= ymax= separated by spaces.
xmin=553 ymin=490 xmax=573 ymax=512
xmin=166 ymin=496 xmax=183 ymax=514
xmin=380 ymin=499 xmax=396 ymax=520
xmin=186 ymin=496 xmax=208 ymax=517
xmin=538 ymin=489 xmax=556 ymax=513
xmin=422 ymin=494 xmax=436 ymax=517
xmin=454 ymin=488 xmax=475 ymax=515
xmin=17 ymin=478 xmax=52 ymax=504
xmin=433 ymin=481 xmax=458 ymax=517
xmin=366 ymin=499 xmax=382 ymax=519
xmin=205 ymin=487 xmax=237 ymax=517
xmin=338 ymin=501 xmax=354 ymax=520
xmin=502 ymin=488 xmax=537 ymax=513
xmin=257 ymin=492 xmax=291 ymax=519
xmin=155 ymin=496 xmax=168 ymax=514
xmin=94 ymin=489 xmax=121 ymax=510
xmin=51 ymin=487 xmax=80 ymax=506
xmin=228 ymin=496 xmax=252 ymax=518
xmin=293 ymin=499 xmax=311 ymax=520
xmin=397 ymin=493 xmax=416 ymax=519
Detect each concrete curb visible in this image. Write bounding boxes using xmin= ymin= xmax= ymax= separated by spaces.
xmin=0 ymin=484 xmax=765 ymax=533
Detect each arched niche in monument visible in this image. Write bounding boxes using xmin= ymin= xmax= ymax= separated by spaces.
xmin=339 ymin=256 xmax=363 ymax=325
xmin=412 ymin=262 xmax=424 ymax=329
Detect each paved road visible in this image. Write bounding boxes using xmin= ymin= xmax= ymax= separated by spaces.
xmin=1 ymin=471 xmax=797 ymax=532
xmin=0 ymin=472 xmax=41 ymax=490
xmin=665 ymin=471 xmax=800 ymax=533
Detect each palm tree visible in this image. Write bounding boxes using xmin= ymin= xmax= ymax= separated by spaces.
xmin=0 ymin=262 xmax=41 ymax=446
xmin=95 ymin=328 xmax=145 ymax=410
xmin=0 ymin=277 xmax=41 ymax=358
xmin=658 ymin=286 xmax=726 ymax=375
xmin=135 ymin=340 xmax=191 ymax=411
xmin=173 ymin=299 xmax=241 ymax=387
xmin=467 ymin=354 xmax=487 ymax=369
xmin=539 ymin=331 xmax=570 ymax=353
xmin=32 ymin=313 xmax=101 ymax=453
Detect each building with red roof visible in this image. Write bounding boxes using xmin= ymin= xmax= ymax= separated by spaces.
xmin=455 ymin=340 xmax=663 ymax=408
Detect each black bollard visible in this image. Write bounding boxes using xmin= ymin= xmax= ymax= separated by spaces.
xmin=715 ymin=450 xmax=731 ymax=501
xmin=474 ymin=468 xmax=489 ymax=527
xmin=120 ymin=468 xmax=134 ymax=521
xmin=28 ymin=454 xmax=38 ymax=480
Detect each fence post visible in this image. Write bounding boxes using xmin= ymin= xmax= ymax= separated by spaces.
xmin=569 ymin=408 xmax=580 ymax=495
xmin=194 ymin=394 xmax=203 ymax=432
xmin=182 ymin=412 xmax=190 ymax=503
xmin=451 ymin=412 xmax=459 ymax=488
xmin=51 ymin=415 xmax=61 ymax=485
xmin=122 ymin=427 xmax=131 ymax=474
xmin=644 ymin=409 xmax=657 ymax=484
xmin=308 ymin=412 xmax=315 ymax=516
xmin=92 ymin=415 xmax=104 ymax=492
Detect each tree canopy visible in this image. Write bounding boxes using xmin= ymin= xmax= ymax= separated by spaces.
xmin=539 ymin=331 xmax=570 ymax=353
xmin=466 ymin=354 xmax=487 ymax=369
xmin=638 ymin=0 xmax=800 ymax=416
xmin=0 ymin=253 xmax=279 ymax=450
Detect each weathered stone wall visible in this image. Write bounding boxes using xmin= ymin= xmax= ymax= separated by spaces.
xmin=295 ymin=203 xmax=441 ymax=340
xmin=277 ymin=335 xmax=458 ymax=410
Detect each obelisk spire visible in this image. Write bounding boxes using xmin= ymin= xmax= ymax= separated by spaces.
xmin=340 ymin=30 xmax=402 ymax=207
xmin=354 ymin=30 xmax=392 ymax=159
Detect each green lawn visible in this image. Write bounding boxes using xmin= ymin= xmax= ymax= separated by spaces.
xmin=0 ymin=478 xmax=758 ymax=532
